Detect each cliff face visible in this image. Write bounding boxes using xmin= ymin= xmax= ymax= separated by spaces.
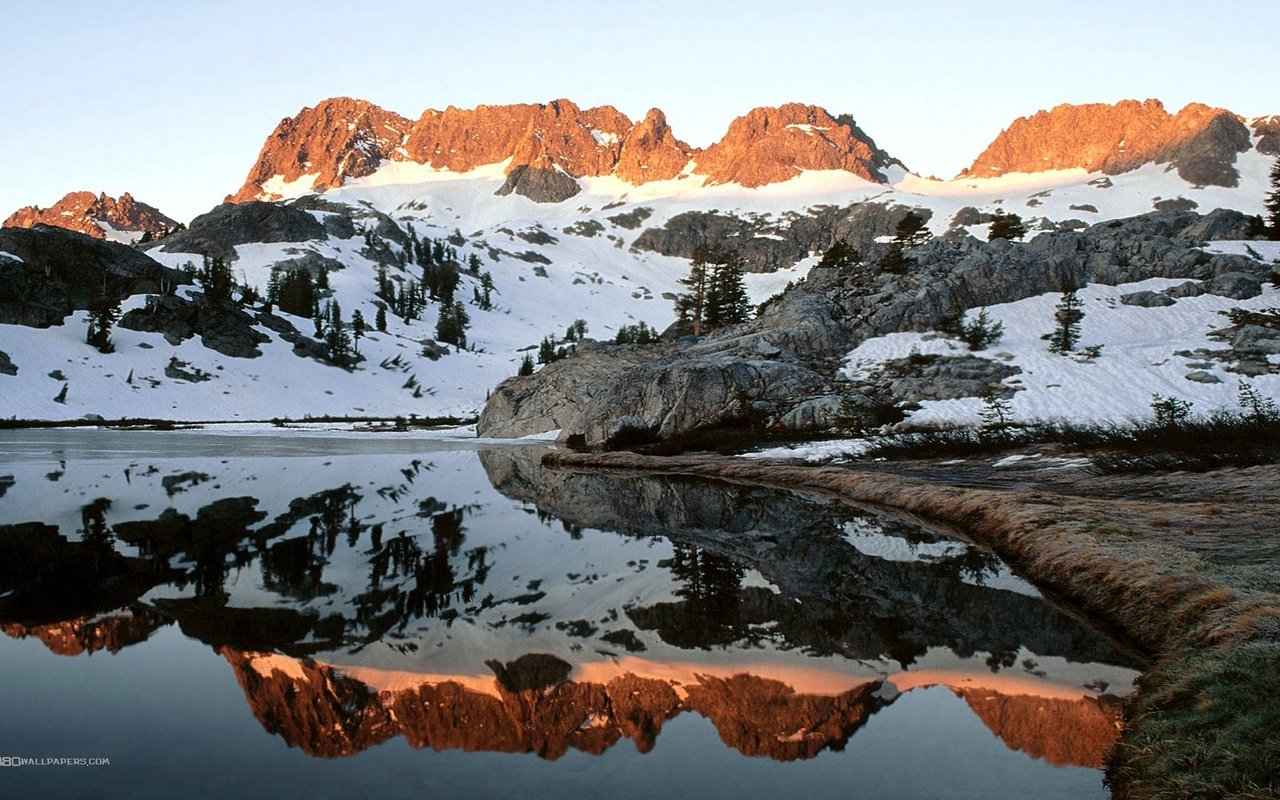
xmin=694 ymin=103 xmax=901 ymax=187
xmin=4 ymin=191 xmax=177 ymax=240
xmin=230 ymin=98 xmax=893 ymax=203
xmin=962 ymin=100 xmax=1253 ymax=187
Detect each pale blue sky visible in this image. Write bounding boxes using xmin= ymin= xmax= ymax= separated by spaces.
xmin=3 ymin=0 xmax=1277 ymax=222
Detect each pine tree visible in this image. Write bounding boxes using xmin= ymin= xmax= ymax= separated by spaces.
xmin=708 ymin=253 xmax=751 ymax=329
xmin=1043 ymin=289 xmax=1085 ymax=354
xmin=435 ymin=301 xmax=470 ymax=349
xmin=987 ymin=208 xmax=1027 ymax=241
xmin=351 ymin=310 xmax=365 ymax=355
xmin=85 ymin=295 xmax=120 ymax=354
xmin=893 ymin=210 xmax=931 ymax=248
xmin=1266 ymin=156 xmax=1280 ymax=239
xmin=324 ymin=300 xmax=352 ymax=366
xmin=675 ymin=246 xmax=712 ymax=336
xmin=816 ymin=239 xmax=860 ymax=270
xmin=375 ymin=305 xmax=388 ymax=333
xmin=958 ymin=309 xmax=1004 ymax=350
xmin=537 ymin=336 xmax=558 ymax=364
xmin=517 ymin=354 xmax=535 ymax=376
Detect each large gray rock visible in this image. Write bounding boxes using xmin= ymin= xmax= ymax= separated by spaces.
xmin=477 ymin=343 xmax=665 ymax=438
xmin=118 ymin=293 xmax=269 ymax=359
xmin=158 ymin=201 xmax=327 ymax=261
xmin=494 ymin=166 xmax=581 ymax=203
xmin=1120 ymin=290 xmax=1176 ymax=307
xmin=565 ymin=357 xmax=832 ymax=448
xmin=0 ymin=349 xmax=16 ymax=376
xmin=1206 ymin=272 xmax=1263 ymax=300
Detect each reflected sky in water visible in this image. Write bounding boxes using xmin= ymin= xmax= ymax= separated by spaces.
xmin=0 ymin=429 xmax=1139 ymax=798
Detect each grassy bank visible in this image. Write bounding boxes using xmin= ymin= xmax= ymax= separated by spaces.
xmin=542 ymin=450 xmax=1280 ymax=799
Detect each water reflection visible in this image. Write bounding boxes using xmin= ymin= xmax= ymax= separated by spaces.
xmin=0 ymin=431 xmax=1138 ymax=783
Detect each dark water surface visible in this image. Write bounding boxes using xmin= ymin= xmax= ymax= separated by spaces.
xmin=0 ymin=429 xmax=1140 ymax=799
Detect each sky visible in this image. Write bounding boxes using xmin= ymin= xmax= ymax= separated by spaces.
xmin=3 ymin=0 xmax=1278 ymax=222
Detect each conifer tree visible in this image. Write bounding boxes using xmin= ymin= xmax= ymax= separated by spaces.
xmin=1043 ymin=288 xmax=1085 ymax=354
xmin=817 ymin=239 xmax=859 ymax=270
xmin=435 ymin=301 xmax=470 ymax=348
xmin=375 ymin=306 xmax=387 ymax=333
xmin=1266 ymin=156 xmax=1280 ymax=239
xmin=85 ymin=295 xmax=119 ymax=354
xmin=674 ymin=246 xmax=712 ymax=336
xmin=987 ymin=208 xmax=1027 ymax=241
xmin=351 ymin=310 xmax=365 ymax=355
xmin=893 ymin=210 xmax=931 ymax=248
xmin=517 ymin=354 xmax=535 ymax=376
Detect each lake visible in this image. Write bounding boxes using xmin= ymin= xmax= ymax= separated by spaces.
xmin=0 ymin=428 xmax=1140 ymax=799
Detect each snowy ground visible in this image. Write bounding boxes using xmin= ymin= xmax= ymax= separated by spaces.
xmin=842 ymin=270 xmax=1280 ymax=428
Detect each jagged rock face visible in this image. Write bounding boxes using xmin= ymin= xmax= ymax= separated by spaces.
xmin=963 ymin=100 xmax=1253 ymax=187
xmin=231 ymin=97 xmax=414 ymax=202
xmin=1254 ymin=115 xmax=1280 ymax=156
xmin=615 ymin=108 xmax=694 ymax=183
xmin=231 ymin=98 xmax=896 ymax=203
xmin=0 ymin=225 xmax=190 ymax=327
xmin=4 ymin=191 xmax=177 ymax=240
xmin=695 ymin=103 xmax=901 ymax=187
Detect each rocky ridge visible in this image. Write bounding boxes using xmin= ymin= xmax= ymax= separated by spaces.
xmin=230 ymin=98 xmax=898 ymax=203
xmin=963 ymin=100 xmax=1255 ymax=187
xmin=4 ymin=191 xmax=178 ymax=241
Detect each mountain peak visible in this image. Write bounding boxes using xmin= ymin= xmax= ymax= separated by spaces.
xmin=962 ymin=99 xmax=1253 ymax=186
xmin=694 ymin=103 xmax=903 ymax=187
xmin=230 ymin=98 xmax=901 ymax=203
xmin=3 ymin=191 xmax=177 ymax=242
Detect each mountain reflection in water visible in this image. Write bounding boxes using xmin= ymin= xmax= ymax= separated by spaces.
xmin=0 ymin=431 xmax=1139 ymax=791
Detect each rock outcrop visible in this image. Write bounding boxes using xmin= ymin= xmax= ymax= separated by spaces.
xmin=479 ymin=209 xmax=1272 ymax=446
xmin=963 ymin=100 xmax=1253 ymax=187
xmin=0 ymin=225 xmax=190 ymax=327
xmin=4 ymin=191 xmax=178 ymax=241
xmin=157 ymin=200 xmax=328 ymax=261
xmin=231 ymin=98 xmax=896 ymax=203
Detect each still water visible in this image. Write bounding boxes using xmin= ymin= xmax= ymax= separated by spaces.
xmin=0 ymin=429 xmax=1140 ymax=799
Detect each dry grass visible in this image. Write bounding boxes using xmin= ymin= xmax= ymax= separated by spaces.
xmin=543 ymin=450 xmax=1280 ymax=799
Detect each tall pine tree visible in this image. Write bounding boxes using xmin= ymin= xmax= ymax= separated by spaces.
xmin=1266 ymin=156 xmax=1280 ymax=239
xmin=1043 ymin=288 xmax=1085 ymax=354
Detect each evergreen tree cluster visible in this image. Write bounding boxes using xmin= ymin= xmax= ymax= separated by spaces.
xmin=196 ymin=255 xmax=236 ymax=305
xmin=564 ymin=319 xmax=588 ymax=342
xmin=987 ymin=208 xmax=1027 ymax=241
xmin=615 ymin=321 xmax=658 ymax=344
xmin=266 ymin=267 xmax=323 ymax=318
xmin=537 ymin=334 xmax=572 ymax=364
xmin=674 ymin=245 xmax=751 ymax=336
xmin=879 ymin=210 xmax=930 ymax=274
xmin=435 ymin=302 xmax=470 ymax=349
xmin=312 ymin=299 xmax=354 ymax=367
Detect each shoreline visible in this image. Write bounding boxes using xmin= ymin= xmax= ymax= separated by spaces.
xmin=543 ymin=449 xmax=1280 ymax=799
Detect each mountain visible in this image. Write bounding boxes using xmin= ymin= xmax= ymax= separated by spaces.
xmin=961 ymin=100 xmax=1255 ymax=187
xmin=230 ymin=98 xmax=898 ymax=203
xmin=3 ymin=191 xmax=178 ymax=243
xmin=0 ymin=95 xmax=1277 ymax=425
